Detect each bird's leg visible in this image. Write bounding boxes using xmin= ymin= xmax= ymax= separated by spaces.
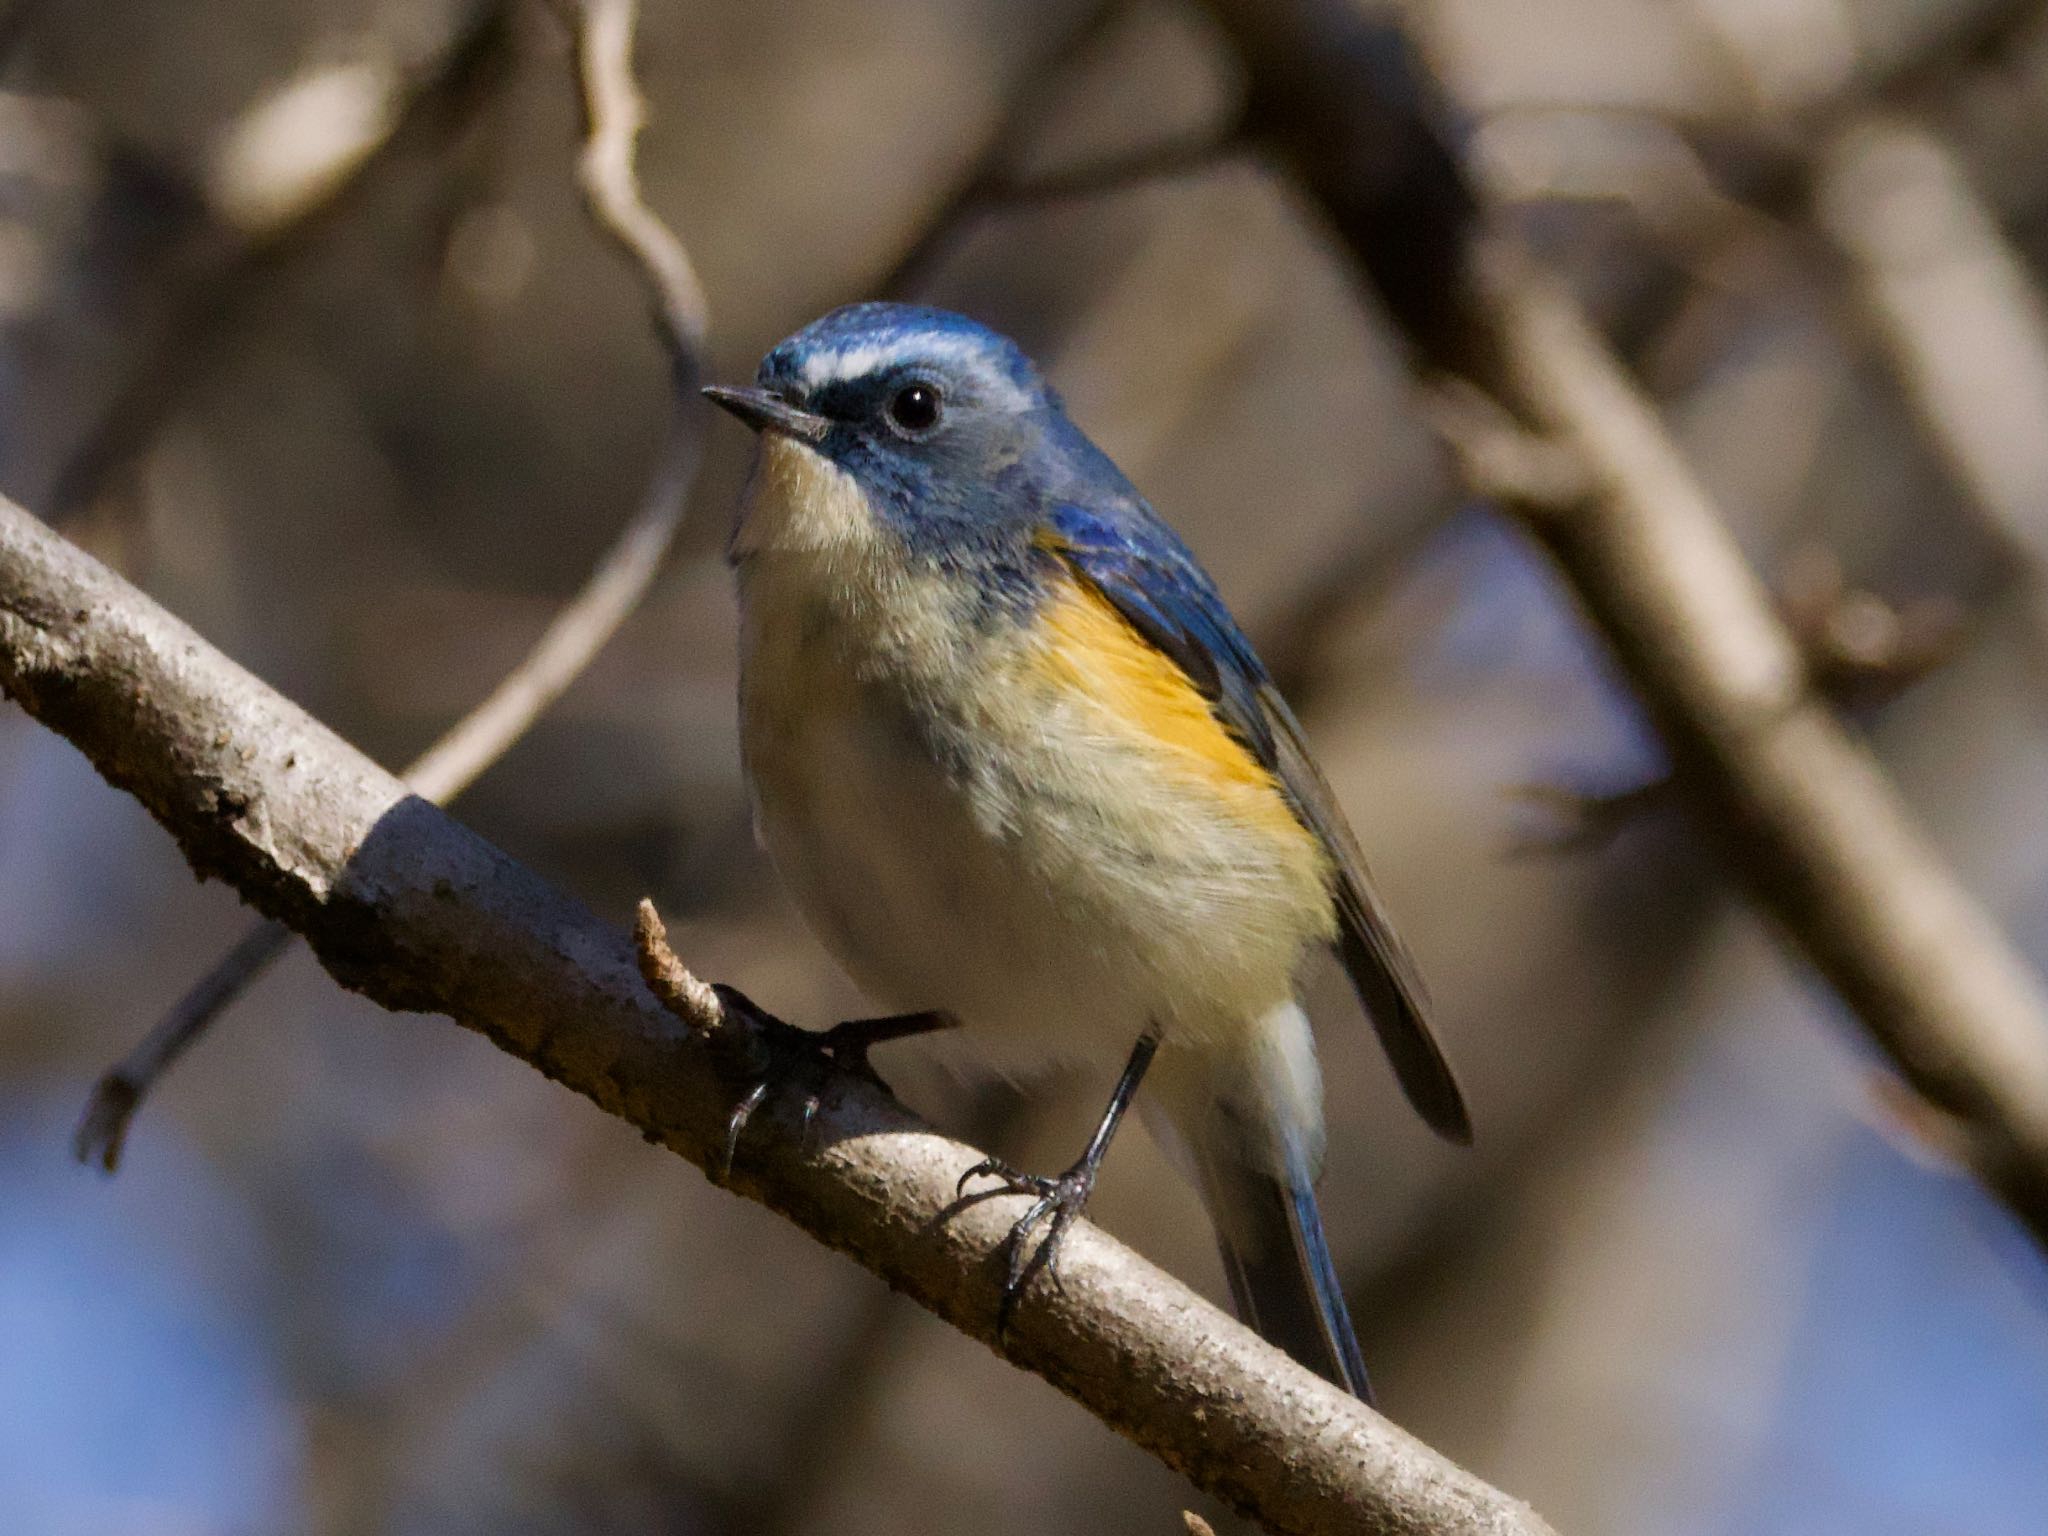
xmin=957 ymin=1029 xmax=1159 ymax=1337
xmin=711 ymin=986 xmax=955 ymax=1174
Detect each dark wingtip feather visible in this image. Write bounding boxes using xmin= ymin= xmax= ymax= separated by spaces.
xmin=1339 ymin=926 xmax=1473 ymax=1145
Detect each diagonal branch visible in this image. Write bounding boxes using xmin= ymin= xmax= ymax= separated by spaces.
xmin=0 ymin=493 xmax=1557 ymax=1536
xmin=71 ymin=398 xmax=699 ymax=1171
xmin=1197 ymin=0 xmax=2048 ymax=1248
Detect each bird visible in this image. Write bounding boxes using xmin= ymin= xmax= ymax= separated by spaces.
xmin=702 ymin=302 xmax=1470 ymax=1402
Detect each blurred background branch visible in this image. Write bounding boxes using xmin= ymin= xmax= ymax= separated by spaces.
xmin=73 ymin=0 xmax=707 ymax=1174
xmin=1195 ymin=0 xmax=2048 ymax=1253
xmin=40 ymin=0 xmax=515 ymax=534
xmin=1816 ymin=117 xmax=2048 ymax=602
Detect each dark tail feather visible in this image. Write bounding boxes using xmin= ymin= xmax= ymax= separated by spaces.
xmin=1216 ymin=1152 xmax=1373 ymax=1404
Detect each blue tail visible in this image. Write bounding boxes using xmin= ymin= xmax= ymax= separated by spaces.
xmin=1215 ymin=1145 xmax=1373 ymax=1403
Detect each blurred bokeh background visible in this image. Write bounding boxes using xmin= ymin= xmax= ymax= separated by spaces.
xmin=6 ymin=0 xmax=2048 ymax=1531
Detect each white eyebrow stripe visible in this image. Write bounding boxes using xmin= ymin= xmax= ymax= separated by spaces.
xmin=797 ymin=335 xmax=1035 ymax=412
xmin=796 ymin=341 xmax=900 ymax=384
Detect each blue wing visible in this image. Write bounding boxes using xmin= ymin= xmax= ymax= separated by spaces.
xmin=1041 ymin=502 xmax=1471 ymax=1144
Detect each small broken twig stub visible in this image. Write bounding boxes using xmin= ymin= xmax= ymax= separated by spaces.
xmin=634 ymin=898 xmax=725 ymax=1035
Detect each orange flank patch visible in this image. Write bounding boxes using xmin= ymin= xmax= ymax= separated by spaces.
xmin=1031 ymin=574 xmax=1313 ymax=842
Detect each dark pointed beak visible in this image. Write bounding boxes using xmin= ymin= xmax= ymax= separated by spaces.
xmin=701 ymin=384 xmax=829 ymax=443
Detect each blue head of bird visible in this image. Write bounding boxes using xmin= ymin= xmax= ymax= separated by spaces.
xmin=704 ymin=303 xmax=1131 ymax=567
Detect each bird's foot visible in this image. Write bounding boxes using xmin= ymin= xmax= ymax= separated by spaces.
xmin=709 ymin=988 xmax=948 ymax=1178
xmin=955 ymin=1153 xmax=1100 ymax=1339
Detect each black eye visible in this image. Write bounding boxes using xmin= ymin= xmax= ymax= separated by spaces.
xmin=886 ymin=383 xmax=942 ymax=435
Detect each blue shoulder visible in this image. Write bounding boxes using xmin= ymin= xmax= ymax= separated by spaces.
xmin=1039 ymin=499 xmax=1277 ymax=765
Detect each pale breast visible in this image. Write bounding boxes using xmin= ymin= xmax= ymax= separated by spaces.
xmin=730 ymin=438 xmax=1334 ymax=1071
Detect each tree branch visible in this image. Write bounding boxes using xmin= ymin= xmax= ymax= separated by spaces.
xmin=0 ymin=493 xmax=1556 ymax=1534
xmin=1482 ymin=264 xmax=2048 ymax=1231
xmin=71 ymin=396 xmax=701 ymax=1171
xmin=1672 ymin=0 xmax=2048 ymax=607
xmin=1198 ymin=0 xmax=2048 ymax=1247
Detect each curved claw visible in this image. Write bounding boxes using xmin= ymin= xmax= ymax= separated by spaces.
xmin=953 ymin=1031 xmax=1154 ymax=1341
xmin=712 ymin=1008 xmax=948 ymax=1176
xmin=781 ymin=1028 xmax=879 ymax=1154
xmin=997 ymin=1206 xmax=1071 ymax=1340
xmin=990 ymin=1170 xmax=1094 ymax=1340
xmin=948 ymin=1155 xmax=1098 ymax=1338
xmin=721 ymin=1080 xmax=770 ymax=1182
xmin=955 ymin=1155 xmax=1013 ymax=1200
xmin=1003 ymin=1192 xmax=1061 ymax=1289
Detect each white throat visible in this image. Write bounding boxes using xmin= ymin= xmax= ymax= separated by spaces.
xmin=731 ymin=435 xmax=885 ymax=562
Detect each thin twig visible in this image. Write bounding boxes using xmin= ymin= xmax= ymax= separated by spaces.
xmin=554 ymin=0 xmax=709 ymax=358
xmin=410 ymin=0 xmax=712 ymax=804
xmin=73 ymin=0 xmax=708 ymax=1170
xmin=1775 ymin=544 xmax=1969 ymax=709
xmin=1814 ymin=115 xmax=2048 ymax=588
xmin=72 ymin=919 xmax=292 ymax=1171
xmin=400 ymin=420 xmax=697 ymax=803
xmin=2 ymin=492 xmax=1560 ymax=1536
xmin=1419 ymin=379 xmax=1593 ymax=514
xmin=1667 ymin=3 xmax=2048 ymax=605
xmin=1502 ymin=549 xmax=1965 ymax=860
xmin=72 ymin=415 xmax=698 ymax=1168
xmin=980 ymin=117 xmax=1248 ymax=206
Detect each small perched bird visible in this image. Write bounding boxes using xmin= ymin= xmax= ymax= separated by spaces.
xmin=704 ymin=303 xmax=1469 ymax=1400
